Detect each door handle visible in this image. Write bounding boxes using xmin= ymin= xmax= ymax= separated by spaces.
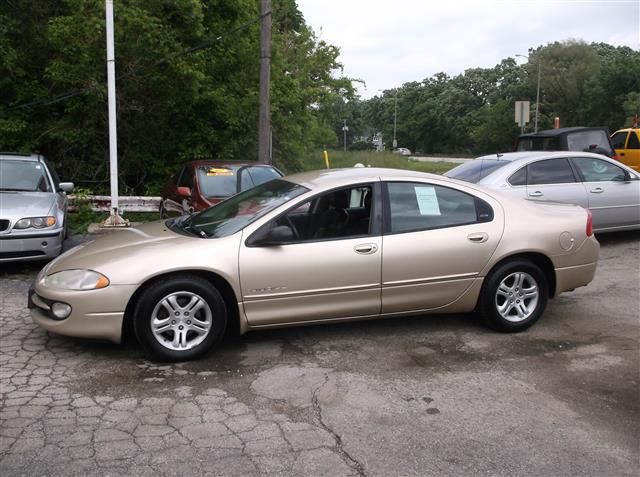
xmin=467 ymin=232 xmax=488 ymax=243
xmin=528 ymin=191 xmax=544 ymax=197
xmin=590 ymin=187 xmax=604 ymax=194
xmin=354 ymin=243 xmax=378 ymax=255
xmin=620 ymin=153 xmax=625 ymax=156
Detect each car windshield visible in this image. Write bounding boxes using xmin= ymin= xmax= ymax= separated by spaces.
xmin=176 ymin=179 xmax=308 ymax=238
xmin=444 ymin=159 xmax=510 ymax=183
xmin=0 ymin=160 xmax=52 ymax=192
xmin=196 ymin=165 xmax=281 ymax=197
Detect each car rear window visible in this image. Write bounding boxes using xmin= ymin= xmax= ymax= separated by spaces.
xmin=566 ymin=130 xmax=613 ymax=156
xmin=443 ymin=159 xmax=510 ymax=183
xmin=516 ymin=137 xmax=561 ymax=152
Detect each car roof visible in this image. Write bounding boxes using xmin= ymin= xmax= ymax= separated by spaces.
xmin=284 ymin=167 xmax=446 ymax=189
xmin=475 ymin=151 xmax=613 ymax=163
xmin=518 ymin=126 xmax=609 ymax=138
xmin=0 ymin=152 xmax=42 ymax=162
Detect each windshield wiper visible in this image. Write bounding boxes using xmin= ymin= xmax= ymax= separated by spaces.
xmin=179 ymin=214 xmax=210 ymax=238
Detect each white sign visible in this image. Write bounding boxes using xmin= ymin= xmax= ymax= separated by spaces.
xmin=414 ymin=186 xmax=441 ymax=216
xmin=515 ymin=101 xmax=530 ymax=126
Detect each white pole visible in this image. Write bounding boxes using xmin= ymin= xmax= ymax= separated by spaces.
xmin=105 ymin=0 xmax=118 ymax=215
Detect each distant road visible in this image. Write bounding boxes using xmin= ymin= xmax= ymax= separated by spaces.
xmin=409 ymin=156 xmax=472 ymax=164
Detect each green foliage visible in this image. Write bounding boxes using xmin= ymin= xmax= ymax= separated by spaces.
xmin=0 ymin=0 xmax=354 ymax=190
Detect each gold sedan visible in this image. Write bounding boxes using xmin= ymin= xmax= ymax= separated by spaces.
xmin=29 ymin=168 xmax=599 ymax=361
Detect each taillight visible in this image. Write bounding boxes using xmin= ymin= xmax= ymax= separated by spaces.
xmin=613 ymin=153 xmax=620 ymax=161
xmin=586 ymin=209 xmax=593 ymax=237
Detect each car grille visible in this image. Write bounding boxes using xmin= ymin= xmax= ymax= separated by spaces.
xmin=0 ymin=219 xmax=9 ymax=232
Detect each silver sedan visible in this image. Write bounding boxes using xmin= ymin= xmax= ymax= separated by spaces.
xmin=444 ymin=151 xmax=640 ymax=233
xmin=0 ymin=153 xmax=74 ymax=262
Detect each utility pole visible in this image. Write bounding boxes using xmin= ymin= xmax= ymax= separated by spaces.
xmin=393 ymin=91 xmax=398 ymax=149
xmin=103 ymin=0 xmax=127 ymax=227
xmin=258 ymin=0 xmax=272 ymax=164
xmin=342 ymin=119 xmax=348 ymax=152
xmin=534 ymin=59 xmax=541 ymax=132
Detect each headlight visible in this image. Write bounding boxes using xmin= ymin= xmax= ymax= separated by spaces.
xmin=14 ymin=216 xmax=56 ymax=229
xmin=44 ymin=270 xmax=110 ymax=290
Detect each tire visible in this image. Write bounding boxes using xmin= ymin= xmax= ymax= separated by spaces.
xmin=133 ymin=275 xmax=227 ymax=361
xmin=480 ymin=259 xmax=548 ymax=333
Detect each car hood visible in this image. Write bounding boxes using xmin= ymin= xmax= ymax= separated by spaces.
xmin=0 ymin=192 xmax=56 ymax=221
xmin=42 ymin=220 xmax=241 ymax=286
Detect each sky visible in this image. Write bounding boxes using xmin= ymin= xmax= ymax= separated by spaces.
xmin=296 ymin=0 xmax=640 ymax=98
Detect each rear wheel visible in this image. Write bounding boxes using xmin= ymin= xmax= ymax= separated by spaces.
xmin=480 ymin=259 xmax=548 ymax=332
xmin=133 ymin=275 xmax=227 ymax=361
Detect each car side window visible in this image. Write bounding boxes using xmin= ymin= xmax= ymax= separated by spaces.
xmin=386 ymin=182 xmax=492 ymax=234
xmin=628 ymin=131 xmax=640 ymax=149
xmin=611 ymin=131 xmax=628 ymax=149
xmin=272 ymin=185 xmax=374 ymax=241
xmin=573 ymin=157 xmax=627 ymax=182
xmin=508 ymin=167 xmax=527 ymax=186
xmin=527 ymin=158 xmax=577 ymax=185
xmin=177 ymin=167 xmax=194 ymax=189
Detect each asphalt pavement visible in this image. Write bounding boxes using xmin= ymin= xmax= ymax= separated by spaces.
xmin=1 ymin=231 xmax=638 ymax=476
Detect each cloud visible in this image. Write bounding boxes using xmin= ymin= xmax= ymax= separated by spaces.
xmin=297 ymin=0 xmax=640 ymax=97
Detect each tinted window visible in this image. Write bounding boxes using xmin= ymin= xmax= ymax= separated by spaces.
xmin=573 ymin=157 xmax=627 ymax=182
xmin=628 ymin=131 xmax=640 ymax=149
xmin=387 ymin=182 xmax=490 ymax=234
xmin=611 ymin=131 xmax=628 ymax=149
xmin=566 ymin=130 xmax=613 ymax=155
xmin=444 ymin=159 xmax=510 ymax=183
xmin=508 ymin=167 xmax=527 ymax=186
xmin=528 ymin=158 xmax=576 ymax=185
xmin=198 ymin=165 xmax=281 ymax=198
xmin=177 ymin=168 xmax=194 ymax=188
xmin=242 ymin=166 xmax=282 ymax=190
xmin=516 ymin=137 xmax=560 ymax=152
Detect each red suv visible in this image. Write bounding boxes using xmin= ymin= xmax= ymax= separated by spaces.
xmin=160 ymin=161 xmax=282 ymax=217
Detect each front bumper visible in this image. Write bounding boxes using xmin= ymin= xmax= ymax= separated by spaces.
xmin=28 ymin=281 xmax=138 ymax=344
xmin=0 ymin=229 xmax=64 ymax=262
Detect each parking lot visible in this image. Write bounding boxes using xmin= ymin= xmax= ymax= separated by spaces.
xmin=1 ymin=231 xmax=638 ymax=476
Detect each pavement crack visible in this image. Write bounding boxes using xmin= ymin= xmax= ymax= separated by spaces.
xmin=311 ymin=373 xmax=366 ymax=477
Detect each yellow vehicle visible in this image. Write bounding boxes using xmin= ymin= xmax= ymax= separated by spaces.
xmin=611 ymin=128 xmax=640 ymax=171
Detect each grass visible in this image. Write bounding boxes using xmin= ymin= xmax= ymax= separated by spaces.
xmin=299 ymin=149 xmax=458 ymax=174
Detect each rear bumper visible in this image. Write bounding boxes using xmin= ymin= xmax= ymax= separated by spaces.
xmin=0 ymin=229 xmax=64 ymax=262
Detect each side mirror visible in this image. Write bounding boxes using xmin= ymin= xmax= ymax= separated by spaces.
xmin=251 ymin=225 xmax=295 ymax=246
xmin=59 ymin=182 xmax=74 ymax=193
xmin=623 ymin=170 xmax=632 ymax=182
xmin=177 ymin=186 xmax=191 ymax=197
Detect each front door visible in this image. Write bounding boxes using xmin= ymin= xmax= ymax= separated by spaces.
xmin=239 ymin=184 xmax=382 ymax=326
xmin=571 ymin=156 xmax=640 ymax=230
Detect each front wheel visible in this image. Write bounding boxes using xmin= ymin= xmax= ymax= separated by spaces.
xmin=480 ymin=259 xmax=548 ymax=332
xmin=133 ymin=275 xmax=227 ymax=361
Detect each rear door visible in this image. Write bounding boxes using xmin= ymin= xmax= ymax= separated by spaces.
xmin=381 ymin=181 xmax=503 ymax=313
xmin=571 ymin=156 xmax=640 ymax=230
xmin=525 ymin=158 xmax=589 ymax=208
xmin=620 ymin=130 xmax=640 ymax=171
